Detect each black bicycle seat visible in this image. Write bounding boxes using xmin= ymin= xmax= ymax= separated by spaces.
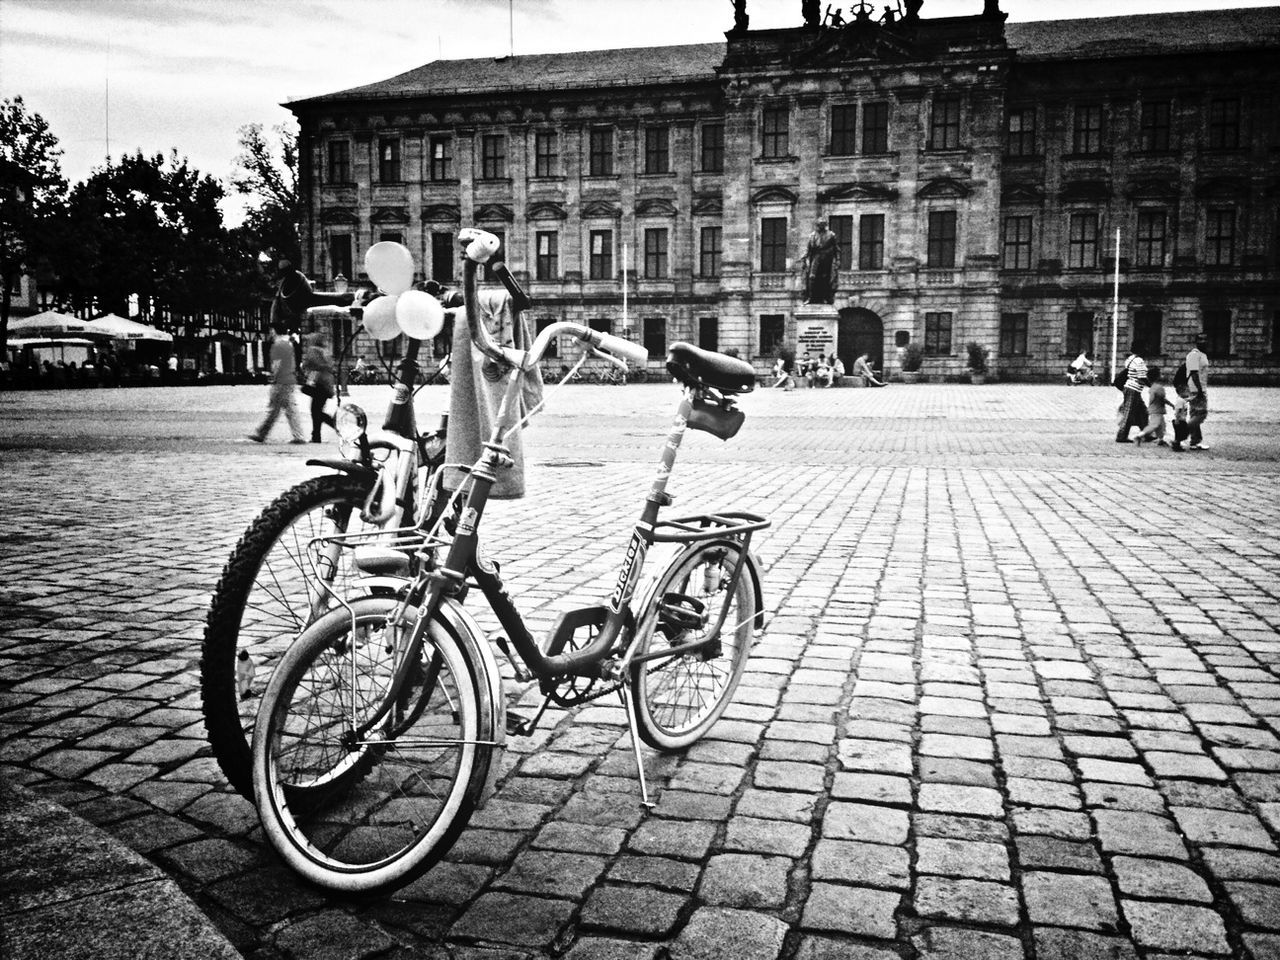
xmin=666 ymin=342 xmax=756 ymax=395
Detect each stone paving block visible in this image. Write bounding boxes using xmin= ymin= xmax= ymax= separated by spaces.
xmin=450 ymin=891 xmax=577 ymax=948
xmin=1032 ymin=927 xmax=1138 ymax=960
xmin=274 ymin=910 xmax=396 ymax=959
xmin=1225 ymin=881 xmax=1280 ymax=929
xmin=606 ymin=855 xmax=700 ymax=891
xmin=626 ymin=819 xmax=716 ymax=860
xmin=668 ymin=906 xmax=789 ymax=960
xmin=398 ymin=860 xmax=494 ymax=906
xmin=1006 ymin=777 xmax=1082 ymax=810
xmin=918 ymin=783 xmax=1004 ymax=818
xmin=1016 ymin=835 xmax=1104 ymax=873
xmin=753 ymin=760 xmax=826 ymax=793
xmin=734 ymin=787 xmax=816 ymax=823
xmin=914 ymin=877 xmax=1020 ymax=927
xmin=1082 ymin=781 xmax=1165 ymax=812
xmin=918 ymin=757 xmax=997 ymax=787
xmin=802 ymin=883 xmax=901 ymax=938
xmin=793 ymin=935 xmax=900 ymax=960
xmin=917 ymin=812 xmax=1009 ymax=842
xmin=836 ymin=739 xmax=912 ymax=775
xmin=830 ymin=772 xmax=912 ymax=806
xmin=698 ymin=853 xmax=791 ymax=909
xmin=1121 ymin=900 xmax=1232 ymax=955
xmin=492 ymin=849 xmax=608 ymax=899
xmin=723 ymin=815 xmax=810 ymax=857
xmin=916 ymin=837 xmax=1010 ymax=880
xmin=811 ymin=838 xmax=910 ymax=889
xmin=1012 ymin=808 xmax=1093 ymax=841
xmin=920 ymin=734 xmax=994 ymax=761
xmin=1170 ymin=807 xmax=1277 ymax=850
xmin=912 ymin=925 xmax=1026 ymax=960
xmin=1076 ymin=759 xmax=1152 ymax=786
xmin=822 ymin=802 xmax=909 ymax=845
xmin=580 ymin=884 xmax=687 ymax=937
xmin=562 ymin=937 xmax=661 ymax=960
xmin=1022 ymin=871 xmax=1119 ymax=931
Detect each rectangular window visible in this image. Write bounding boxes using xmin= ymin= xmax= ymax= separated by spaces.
xmin=1067 ymin=212 xmax=1099 ymax=268
xmin=1208 ymin=98 xmax=1241 ymax=150
xmin=589 ymin=317 xmax=613 ymax=335
xmin=481 ymin=135 xmax=506 ymax=179
xmin=431 ymin=232 xmax=454 ymax=283
xmin=329 ymin=234 xmax=352 ymax=281
xmin=831 ymin=105 xmax=857 ymax=155
xmin=862 ymin=101 xmax=889 ymax=153
xmin=429 ymin=136 xmax=453 ymax=180
xmin=829 ymin=215 xmax=853 ymax=271
xmin=859 ymin=214 xmax=885 ymax=270
xmin=1133 ymin=309 xmax=1163 ymax=355
xmin=762 ymin=107 xmax=789 ymax=158
xmin=644 ymin=127 xmax=669 ymax=174
xmin=535 ymin=317 xmax=559 ymax=359
xmin=1002 ymin=215 xmax=1033 ymax=270
xmin=701 ymin=123 xmax=724 ymax=172
xmin=328 ymin=140 xmax=350 ymax=183
xmin=759 ymin=314 xmax=785 ymax=356
xmin=1066 ymin=311 xmax=1094 ymax=356
xmin=643 ymin=317 xmax=667 ymax=357
xmin=927 ymin=211 xmax=957 ymax=268
xmin=535 ymin=231 xmax=558 ymax=281
xmin=1000 ymin=312 xmax=1028 ymax=356
xmin=534 ymin=131 xmax=558 ymax=177
xmin=699 ymin=317 xmax=719 ymax=352
xmin=1206 ymin=208 xmax=1235 ymax=266
xmin=589 ymin=230 xmax=613 ymax=280
xmin=1203 ymin=309 xmax=1231 ymax=356
xmin=699 ymin=226 xmax=722 ymax=278
xmin=760 ymin=217 xmax=788 ymax=272
xmin=1073 ymin=104 xmax=1104 ymax=155
xmin=929 ymin=97 xmax=961 ymax=150
xmin=378 ymin=137 xmax=401 ymax=182
xmin=1135 ymin=210 xmax=1167 ymax=268
xmin=589 ymin=127 xmax=614 ymax=176
xmin=1006 ymin=108 xmax=1036 ymax=157
xmin=643 ymin=228 xmax=668 ymax=279
xmin=1139 ymin=101 xmax=1171 ymax=152
xmin=924 ymin=312 xmax=953 ymax=356
xmin=379 ymin=231 xmax=403 ymax=245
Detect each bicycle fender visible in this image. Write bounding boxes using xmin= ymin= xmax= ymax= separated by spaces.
xmin=632 ymin=539 xmax=766 ymax=634
xmin=433 ymin=597 xmax=506 ymax=808
xmin=305 ymin=459 xmax=379 ymax=483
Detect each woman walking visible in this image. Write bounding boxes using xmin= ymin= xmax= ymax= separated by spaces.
xmin=301 ymin=332 xmax=337 ymax=443
xmin=1115 ymin=342 xmax=1149 ymax=443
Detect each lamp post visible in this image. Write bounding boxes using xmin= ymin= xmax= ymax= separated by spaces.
xmin=334 ymin=274 xmax=350 ymax=396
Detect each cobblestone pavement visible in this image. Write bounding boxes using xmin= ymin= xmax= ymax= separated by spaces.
xmin=2 ymin=382 xmax=1279 ymax=960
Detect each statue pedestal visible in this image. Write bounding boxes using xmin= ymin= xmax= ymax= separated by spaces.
xmin=794 ymin=305 xmax=838 ymax=361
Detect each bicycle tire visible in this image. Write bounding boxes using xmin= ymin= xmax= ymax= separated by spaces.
xmin=201 ymin=473 xmax=377 ymax=800
xmin=253 ymin=598 xmax=494 ymax=894
xmin=629 ymin=540 xmax=754 ymax=750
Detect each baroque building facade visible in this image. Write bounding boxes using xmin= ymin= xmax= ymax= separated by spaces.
xmin=287 ymin=2 xmax=1280 ymax=382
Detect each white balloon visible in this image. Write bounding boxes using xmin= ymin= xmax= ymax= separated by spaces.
xmin=396 ymin=290 xmax=445 ymax=341
xmin=361 ymin=294 xmax=402 ymax=340
xmin=364 ymin=242 xmax=414 ymax=295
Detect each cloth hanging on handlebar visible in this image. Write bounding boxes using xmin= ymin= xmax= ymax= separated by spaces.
xmin=444 ymin=288 xmax=543 ymax=499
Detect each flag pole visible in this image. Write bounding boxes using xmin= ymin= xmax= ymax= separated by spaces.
xmin=1110 ymin=226 xmax=1121 ymax=382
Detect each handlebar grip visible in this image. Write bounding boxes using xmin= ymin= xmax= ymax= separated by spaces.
xmin=592 ymin=331 xmax=648 ymax=365
xmin=490 ymin=262 xmax=532 ymax=314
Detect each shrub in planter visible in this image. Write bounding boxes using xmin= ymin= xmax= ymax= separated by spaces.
xmin=966 ymin=341 xmax=988 ymax=376
xmin=902 ymin=342 xmax=924 ymax=372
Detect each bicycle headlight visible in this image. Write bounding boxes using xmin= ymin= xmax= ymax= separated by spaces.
xmin=335 ymin=402 xmax=368 ymax=442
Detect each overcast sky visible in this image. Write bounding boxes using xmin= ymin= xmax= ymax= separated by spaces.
xmin=2 ymin=0 xmax=1274 ymax=222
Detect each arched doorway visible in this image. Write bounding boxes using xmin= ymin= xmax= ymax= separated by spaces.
xmin=838 ymin=308 xmax=884 ymax=376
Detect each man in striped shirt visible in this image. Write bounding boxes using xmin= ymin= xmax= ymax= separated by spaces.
xmin=1116 ymin=343 xmax=1150 ymax=443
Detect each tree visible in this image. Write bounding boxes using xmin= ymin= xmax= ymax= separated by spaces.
xmin=232 ymin=123 xmax=300 ymax=268
xmin=0 ymin=96 xmax=67 ymax=349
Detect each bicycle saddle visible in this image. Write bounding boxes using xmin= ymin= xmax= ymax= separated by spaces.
xmin=666 ymin=342 xmax=756 ymax=395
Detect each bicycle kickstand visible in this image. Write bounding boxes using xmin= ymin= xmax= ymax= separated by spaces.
xmin=619 ymin=688 xmax=656 ymax=809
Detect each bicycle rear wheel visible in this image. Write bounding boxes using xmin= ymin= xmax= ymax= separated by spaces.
xmin=629 ymin=541 xmax=754 ymax=750
xmin=253 ymin=598 xmax=494 ymax=894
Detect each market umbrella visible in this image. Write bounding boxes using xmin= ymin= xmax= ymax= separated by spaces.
xmin=87 ymin=313 xmax=174 ymax=342
xmin=8 ymin=310 xmax=104 ymax=338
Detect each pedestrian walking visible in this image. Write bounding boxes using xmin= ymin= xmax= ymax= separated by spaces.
xmin=247 ymin=326 xmax=306 ymax=444
xmin=1115 ymin=342 xmax=1149 ymax=443
xmin=1134 ymin=366 xmax=1175 ymax=446
xmin=300 ymin=332 xmax=337 ymax=443
xmin=1185 ymin=333 xmax=1210 ymax=450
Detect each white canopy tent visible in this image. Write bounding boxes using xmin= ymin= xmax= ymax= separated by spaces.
xmin=87 ymin=313 xmax=174 ymax=342
xmin=9 ymin=311 xmax=104 ymax=338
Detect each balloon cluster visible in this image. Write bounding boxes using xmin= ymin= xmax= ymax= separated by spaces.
xmin=361 ymin=242 xmax=446 ymax=342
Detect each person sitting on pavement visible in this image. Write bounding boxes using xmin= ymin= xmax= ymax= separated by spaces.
xmin=853 ymin=352 xmax=886 ymax=387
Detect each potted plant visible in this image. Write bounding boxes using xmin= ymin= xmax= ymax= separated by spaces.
xmin=900 ymin=342 xmax=924 ymax=383
xmin=966 ymin=341 xmax=988 ymax=384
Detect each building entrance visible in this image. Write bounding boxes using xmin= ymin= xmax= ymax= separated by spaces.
xmin=838 ymin=308 xmax=884 ymax=377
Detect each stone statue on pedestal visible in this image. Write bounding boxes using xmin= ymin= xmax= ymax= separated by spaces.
xmin=801 ymin=218 xmax=840 ymax=305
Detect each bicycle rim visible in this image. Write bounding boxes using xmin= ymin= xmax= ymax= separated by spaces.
xmin=255 ymin=606 xmax=487 ymax=893
xmin=631 ymin=543 xmax=754 ymax=749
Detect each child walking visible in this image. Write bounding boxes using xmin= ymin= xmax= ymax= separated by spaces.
xmin=1134 ymin=366 xmax=1175 ymax=446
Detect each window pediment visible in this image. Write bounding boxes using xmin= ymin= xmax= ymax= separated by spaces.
xmin=1195 ymin=177 xmax=1247 ymax=200
xmin=636 ymin=197 xmax=678 ymax=217
xmin=1060 ymin=180 xmax=1111 ymax=203
xmin=750 ymin=186 xmax=798 ymax=205
xmin=693 ymin=196 xmax=723 ymax=216
xmin=421 ymin=204 xmax=460 ymax=223
xmin=319 ymin=208 xmax=358 ymax=225
xmin=1002 ymin=183 xmax=1044 ymax=205
xmin=819 ymin=182 xmax=899 ymax=202
xmin=582 ymin=200 xmax=621 ymax=220
xmin=528 ymin=201 xmax=568 ymax=221
xmin=1124 ymin=178 xmax=1179 ymax=202
xmin=918 ymin=177 xmax=971 ymax=200
xmin=370 ymin=206 xmax=409 ymax=224
xmin=475 ymin=203 xmax=514 ymax=223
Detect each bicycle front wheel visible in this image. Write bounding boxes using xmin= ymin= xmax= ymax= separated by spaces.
xmin=629 ymin=541 xmax=755 ymax=750
xmin=201 ymin=473 xmax=377 ymax=800
xmin=253 ymin=598 xmax=494 ymax=894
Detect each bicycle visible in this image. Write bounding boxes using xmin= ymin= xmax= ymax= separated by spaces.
xmin=201 ymin=295 xmax=450 ymax=801
xmin=250 ymin=227 xmax=770 ymax=894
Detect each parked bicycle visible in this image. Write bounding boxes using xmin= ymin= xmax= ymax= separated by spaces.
xmin=249 ymin=228 xmax=771 ymax=894
xmin=201 ymin=289 xmax=450 ymax=801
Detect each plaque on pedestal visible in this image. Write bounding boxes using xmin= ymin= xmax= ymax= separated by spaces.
xmin=794 ymin=305 xmax=838 ymax=361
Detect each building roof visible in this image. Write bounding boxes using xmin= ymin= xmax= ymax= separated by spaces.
xmin=289 ymin=7 xmax=1280 ymax=107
